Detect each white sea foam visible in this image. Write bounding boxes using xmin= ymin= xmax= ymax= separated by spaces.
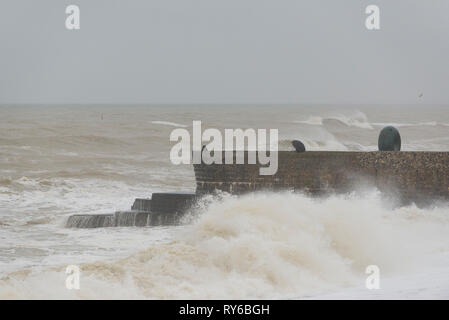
xmin=279 ymin=126 xmax=348 ymax=151
xmin=372 ymin=121 xmax=449 ymax=127
xmin=1 ymin=191 xmax=448 ymax=299
xmin=296 ymin=112 xmax=449 ymax=130
xmin=295 ymin=111 xmax=373 ymax=129
xmin=151 ymin=121 xmax=188 ymax=128
xmin=295 ymin=116 xmax=324 ymax=126
xmin=1 ymin=105 xmax=449 ymax=299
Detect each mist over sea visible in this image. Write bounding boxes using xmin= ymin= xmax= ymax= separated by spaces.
xmin=1 ymin=104 xmax=449 ymax=299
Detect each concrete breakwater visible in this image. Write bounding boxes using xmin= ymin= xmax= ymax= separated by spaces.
xmin=194 ymin=151 xmax=449 ymax=203
xmin=67 ymin=150 xmax=449 ymax=228
xmin=66 ymin=193 xmax=196 ymax=228
xmin=66 ymin=210 xmax=179 ymax=228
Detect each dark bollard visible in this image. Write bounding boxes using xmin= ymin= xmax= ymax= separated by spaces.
xmin=292 ymin=140 xmax=306 ymax=152
xmin=378 ymin=126 xmax=401 ymax=151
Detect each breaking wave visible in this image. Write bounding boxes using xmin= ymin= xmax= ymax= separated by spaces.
xmin=295 ymin=111 xmax=449 ymax=130
xmin=278 ymin=138 xmax=348 ymax=151
xmin=278 ymin=126 xmax=349 ymax=151
xmin=295 ymin=111 xmax=373 ymax=129
xmin=151 ymin=121 xmax=189 ymax=128
xmin=1 ymin=191 xmax=448 ymax=299
xmin=372 ymin=121 xmax=449 ymax=127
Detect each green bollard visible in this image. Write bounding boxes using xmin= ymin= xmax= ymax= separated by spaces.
xmin=378 ymin=126 xmax=401 ymax=151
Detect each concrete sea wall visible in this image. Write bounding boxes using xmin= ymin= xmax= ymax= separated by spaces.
xmin=67 ymin=151 xmax=449 ymax=228
xmin=194 ymin=151 xmax=449 ymax=203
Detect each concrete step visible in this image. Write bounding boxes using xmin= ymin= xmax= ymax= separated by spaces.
xmin=131 ymin=198 xmax=151 ymax=212
xmin=66 ymin=214 xmax=115 ymax=228
xmin=66 ymin=192 xmax=197 ymax=228
xmin=150 ymin=192 xmax=196 ymax=214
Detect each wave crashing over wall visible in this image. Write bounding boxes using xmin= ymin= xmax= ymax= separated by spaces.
xmin=2 ymin=191 xmax=449 ymax=299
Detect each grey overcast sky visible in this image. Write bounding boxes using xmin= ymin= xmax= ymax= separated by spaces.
xmin=0 ymin=0 xmax=448 ymax=104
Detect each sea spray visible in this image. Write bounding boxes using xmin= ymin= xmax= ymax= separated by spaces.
xmin=1 ymin=191 xmax=449 ymax=299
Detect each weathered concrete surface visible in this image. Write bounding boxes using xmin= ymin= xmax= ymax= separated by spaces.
xmin=114 ymin=211 xmax=151 ymax=227
xmin=66 ymin=193 xmax=197 ymax=228
xmin=150 ymin=192 xmax=197 ymax=214
xmin=194 ymin=151 xmax=449 ymax=202
xmin=66 ymin=210 xmax=184 ymax=228
xmin=66 ymin=214 xmax=115 ymax=228
xmin=68 ymin=151 xmax=449 ymax=228
xmin=131 ymin=198 xmax=152 ymax=212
